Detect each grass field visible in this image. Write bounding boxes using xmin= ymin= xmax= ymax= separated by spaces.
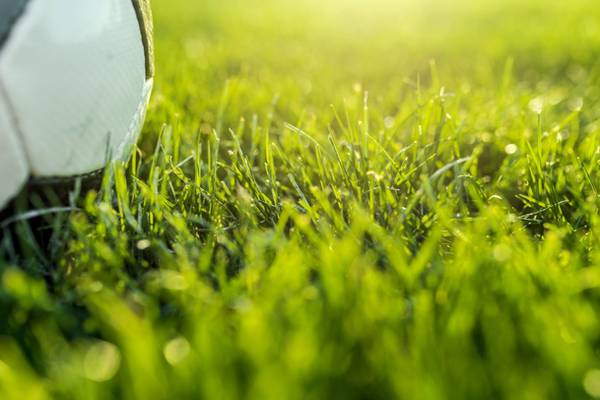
xmin=3 ymin=0 xmax=600 ymax=398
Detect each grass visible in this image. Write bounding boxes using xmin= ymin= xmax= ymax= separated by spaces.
xmin=2 ymin=0 xmax=600 ymax=398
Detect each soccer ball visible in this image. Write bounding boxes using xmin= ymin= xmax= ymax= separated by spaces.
xmin=0 ymin=0 xmax=154 ymax=209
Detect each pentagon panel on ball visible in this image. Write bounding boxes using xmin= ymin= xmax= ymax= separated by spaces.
xmin=0 ymin=0 xmax=154 ymax=209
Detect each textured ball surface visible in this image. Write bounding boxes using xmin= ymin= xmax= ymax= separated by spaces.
xmin=0 ymin=0 xmax=154 ymax=209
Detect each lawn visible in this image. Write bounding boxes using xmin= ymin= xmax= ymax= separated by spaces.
xmin=2 ymin=0 xmax=600 ymax=398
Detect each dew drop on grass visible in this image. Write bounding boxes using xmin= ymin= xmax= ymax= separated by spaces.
xmin=528 ymin=97 xmax=544 ymax=114
xmin=584 ymin=369 xmax=600 ymax=398
xmin=493 ymin=244 xmax=511 ymax=262
xmin=569 ymin=97 xmax=584 ymax=112
xmin=504 ymin=144 xmax=518 ymax=155
xmin=164 ymin=337 xmax=191 ymax=366
xmin=481 ymin=132 xmax=492 ymax=143
xmin=384 ymin=116 xmax=395 ymax=129
xmin=137 ymin=239 xmax=151 ymax=250
xmin=161 ymin=271 xmax=189 ymax=291
xmin=84 ymin=341 xmax=121 ymax=382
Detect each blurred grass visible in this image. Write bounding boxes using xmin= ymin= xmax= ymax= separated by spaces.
xmin=3 ymin=0 xmax=600 ymax=398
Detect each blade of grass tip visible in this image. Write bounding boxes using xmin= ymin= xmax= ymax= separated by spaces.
xmin=66 ymin=175 xmax=82 ymax=208
xmin=158 ymin=155 xmax=195 ymax=183
xmin=262 ymin=94 xmax=278 ymax=169
xmin=285 ymin=123 xmax=334 ymax=158
xmin=0 ymin=207 xmax=79 ymax=229
xmin=131 ymin=143 xmax=138 ymax=179
xmin=578 ymin=157 xmax=598 ymax=196
xmin=194 ymin=133 xmax=202 ymax=190
xmin=264 ymin=120 xmax=275 ymax=179
xmin=519 ymin=199 xmax=569 ymax=220
xmin=250 ymin=114 xmax=258 ymax=165
xmin=229 ymin=126 xmax=243 ymax=156
xmin=429 ymin=59 xmax=439 ymax=89
xmin=366 ymin=132 xmax=398 ymax=170
xmin=101 ymin=162 xmax=114 ymax=204
xmin=431 ymin=87 xmax=447 ymax=158
xmin=148 ymin=123 xmax=169 ymax=190
xmin=159 ymin=125 xmax=174 ymax=198
xmin=327 ymin=128 xmax=352 ymax=186
xmin=129 ymin=147 xmax=143 ymax=200
xmin=429 ymin=157 xmax=471 ymax=182
xmin=393 ymin=153 xmax=437 ymax=188
xmin=288 ymin=174 xmax=312 ymax=215
xmin=362 ymin=91 xmax=369 ymax=160
xmin=173 ymin=119 xmax=181 ymax=165
xmin=537 ymin=112 xmax=543 ymax=163
xmin=235 ymin=116 xmax=245 ymax=150
xmin=228 ymin=128 xmax=255 ymax=186
xmin=208 ymin=129 xmax=221 ymax=217
xmin=400 ymin=157 xmax=468 ymax=221
xmin=330 ymin=104 xmax=346 ymax=135
xmin=264 ymin=130 xmax=278 ymax=205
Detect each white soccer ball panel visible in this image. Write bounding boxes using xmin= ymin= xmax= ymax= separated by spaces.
xmin=0 ymin=0 xmax=149 ymax=178
xmin=0 ymin=89 xmax=28 ymax=210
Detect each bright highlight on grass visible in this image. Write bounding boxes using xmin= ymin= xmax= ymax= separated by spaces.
xmin=2 ymin=0 xmax=600 ymax=398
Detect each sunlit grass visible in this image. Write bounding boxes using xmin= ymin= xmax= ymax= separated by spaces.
xmin=2 ymin=0 xmax=600 ymax=398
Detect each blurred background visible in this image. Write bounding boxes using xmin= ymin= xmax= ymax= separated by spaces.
xmin=3 ymin=0 xmax=600 ymax=399
xmin=150 ymin=0 xmax=600 ymax=122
